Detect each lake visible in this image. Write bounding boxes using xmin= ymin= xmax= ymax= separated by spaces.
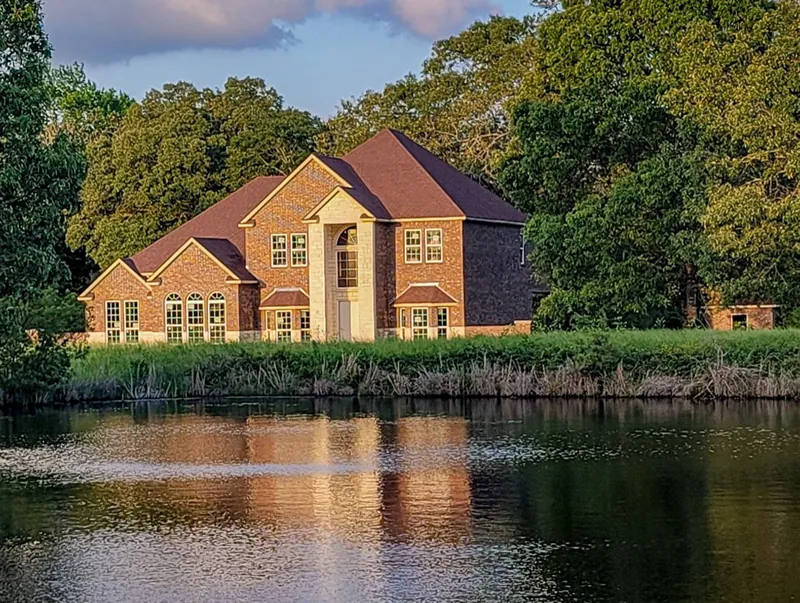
xmin=1 ymin=399 xmax=799 ymax=603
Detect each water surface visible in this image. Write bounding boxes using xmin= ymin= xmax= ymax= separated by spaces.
xmin=1 ymin=399 xmax=799 ymax=602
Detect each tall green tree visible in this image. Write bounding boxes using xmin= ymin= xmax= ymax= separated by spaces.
xmin=0 ymin=0 xmax=85 ymax=402
xmin=500 ymin=0 xmax=772 ymax=329
xmin=68 ymin=78 xmax=323 ymax=268
xmin=320 ymin=16 xmax=537 ymax=186
xmin=667 ymin=1 xmax=799 ymax=310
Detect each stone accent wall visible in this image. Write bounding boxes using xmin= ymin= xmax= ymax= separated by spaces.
xmin=385 ymin=220 xmax=465 ymax=330
xmin=706 ymin=306 xmax=777 ymax=331
xmin=245 ymin=161 xmax=339 ymax=302
xmin=465 ymin=321 xmax=532 ymax=337
xmin=463 ymin=222 xmax=533 ymax=327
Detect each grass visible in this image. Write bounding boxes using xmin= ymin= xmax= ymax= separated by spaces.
xmin=61 ymin=329 xmax=800 ymax=402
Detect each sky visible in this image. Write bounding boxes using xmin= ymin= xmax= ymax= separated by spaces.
xmin=42 ymin=0 xmax=532 ymax=117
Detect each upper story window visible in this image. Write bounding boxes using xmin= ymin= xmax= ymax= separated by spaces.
xmin=426 ymin=229 xmax=443 ymax=263
xmin=405 ymin=230 xmax=422 ymax=263
xmin=337 ymin=226 xmax=358 ymax=289
xmin=291 ymin=234 xmax=308 ymax=267
xmin=272 ymin=234 xmax=288 ymax=267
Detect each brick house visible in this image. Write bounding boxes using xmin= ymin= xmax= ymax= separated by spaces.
xmin=79 ymin=130 xmax=538 ymax=344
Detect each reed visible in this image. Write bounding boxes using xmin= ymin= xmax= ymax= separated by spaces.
xmin=60 ymin=329 xmax=800 ymax=402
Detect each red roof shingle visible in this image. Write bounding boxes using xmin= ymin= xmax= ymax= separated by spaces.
xmin=260 ymin=289 xmax=310 ymax=309
xmin=130 ymin=176 xmax=284 ymax=275
xmin=393 ymin=284 xmax=459 ymax=306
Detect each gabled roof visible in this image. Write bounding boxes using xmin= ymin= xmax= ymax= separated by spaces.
xmin=393 ymin=284 xmax=459 ymax=307
xmin=147 ymin=237 xmax=257 ymax=284
xmin=78 ymin=258 xmax=151 ymax=301
xmin=131 ymin=176 xmax=284 ymax=275
xmin=339 ymin=130 xmax=526 ymax=223
xmin=260 ymin=289 xmax=310 ymax=309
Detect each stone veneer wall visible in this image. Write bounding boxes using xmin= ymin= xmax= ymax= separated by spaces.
xmin=706 ymin=306 xmax=777 ymax=331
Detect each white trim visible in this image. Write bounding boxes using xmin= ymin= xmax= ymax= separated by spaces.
xmin=239 ymin=155 xmax=351 ymax=227
xmin=164 ymin=293 xmax=184 ymax=344
xmin=290 ymin=232 xmax=308 ymax=267
xmin=123 ymin=299 xmax=140 ymax=344
xmin=425 ymin=228 xmax=443 ymax=264
xmin=146 ymin=238 xmax=251 ymax=284
xmin=302 ymin=187 xmax=376 ymax=223
xmin=404 ymin=229 xmax=423 ymax=264
xmin=78 ymin=259 xmax=151 ymax=302
xmin=271 ymin=234 xmax=289 ymax=268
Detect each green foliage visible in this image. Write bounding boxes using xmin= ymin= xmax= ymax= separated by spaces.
xmin=68 ymin=77 xmax=323 ymax=268
xmin=65 ymin=330 xmax=800 ymax=402
xmin=501 ymin=0 xmax=776 ymax=329
xmin=667 ymin=1 xmax=800 ymax=308
xmin=319 ymin=16 xmax=537 ymax=185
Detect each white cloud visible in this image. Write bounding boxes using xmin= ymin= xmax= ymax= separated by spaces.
xmin=43 ymin=0 xmax=502 ymax=64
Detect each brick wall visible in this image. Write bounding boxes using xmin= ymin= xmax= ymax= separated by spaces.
xmin=707 ymin=306 xmax=777 ymax=331
xmin=245 ymin=161 xmax=339 ymax=302
xmin=84 ymin=264 xmax=155 ymax=334
xmin=383 ymin=220 xmax=465 ymax=330
xmin=462 ymin=222 xmax=533 ymax=327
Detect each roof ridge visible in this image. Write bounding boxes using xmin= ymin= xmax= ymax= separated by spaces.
xmin=384 ymin=130 xmax=466 ymax=218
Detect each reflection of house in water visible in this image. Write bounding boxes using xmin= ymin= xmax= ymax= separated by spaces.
xmin=97 ymin=413 xmax=473 ymax=545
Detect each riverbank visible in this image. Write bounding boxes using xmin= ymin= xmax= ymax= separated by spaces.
xmin=58 ymin=330 xmax=800 ymax=402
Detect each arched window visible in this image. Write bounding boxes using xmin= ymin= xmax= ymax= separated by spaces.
xmin=165 ymin=294 xmax=183 ymax=344
xmin=209 ymin=293 xmax=226 ymax=344
xmin=187 ymin=293 xmax=205 ymax=343
xmin=336 ymin=226 xmax=358 ymax=289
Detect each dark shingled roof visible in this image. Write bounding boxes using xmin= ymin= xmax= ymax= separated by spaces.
xmin=393 ymin=284 xmax=459 ymax=306
xmin=260 ymin=289 xmax=310 ymax=309
xmin=337 ymin=129 xmax=526 ymax=223
xmin=193 ymin=238 xmax=257 ymax=282
xmin=130 ymin=176 xmax=285 ymax=275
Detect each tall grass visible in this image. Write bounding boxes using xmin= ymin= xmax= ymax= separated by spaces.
xmin=64 ymin=330 xmax=800 ymax=402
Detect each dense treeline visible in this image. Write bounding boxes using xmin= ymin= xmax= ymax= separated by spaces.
xmin=3 ymin=0 xmax=800 ymax=401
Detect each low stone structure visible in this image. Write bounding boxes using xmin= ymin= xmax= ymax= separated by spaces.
xmin=705 ymin=304 xmax=779 ymax=331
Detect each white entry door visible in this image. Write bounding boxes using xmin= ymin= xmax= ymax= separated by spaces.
xmin=338 ymin=301 xmax=352 ymax=341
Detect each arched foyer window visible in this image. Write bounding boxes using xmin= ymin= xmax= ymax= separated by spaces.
xmin=187 ymin=293 xmax=205 ymax=343
xmin=209 ymin=293 xmax=226 ymax=344
xmin=165 ymin=294 xmax=183 ymax=344
xmin=337 ymin=226 xmax=358 ymax=289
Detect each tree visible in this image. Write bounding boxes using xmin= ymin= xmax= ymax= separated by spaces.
xmin=0 ymin=0 xmax=85 ymax=401
xmin=500 ymin=0 xmax=772 ymax=329
xmin=667 ymin=1 xmax=800 ymax=310
xmin=68 ymin=78 xmax=323 ymax=268
xmin=320 ymin=16 xmax=537 ymax=186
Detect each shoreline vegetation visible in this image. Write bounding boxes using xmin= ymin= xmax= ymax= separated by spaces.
xmin=31 ymin=330 xmax=800 ymax=404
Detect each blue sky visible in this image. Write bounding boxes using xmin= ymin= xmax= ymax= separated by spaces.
xmin=43 ymin=0 xmax=531 ymax=117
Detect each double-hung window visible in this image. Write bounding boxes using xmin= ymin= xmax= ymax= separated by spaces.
xmin=405 ymin=230 xmax=422 ymax=263
xmin=276 ymin=311 xmax=293 ymax=342
xmin=209 ymin=293 xmax=226 ymax=344
xmin=437 ymin=308 xmax=449 ymax=339
xmin=124 ymin=301 xmax=140 ymax=344
xmin=291 ymin=234 xmax=308 ymax=267
xmin=272 ymin=234 xmax=288 ymax=267
xmin=412 ymin=308 xmax=429 ymax=340
xmin=426 ymin=229 xmax=443 ymax=263
xmin=165 ymin=294 xmax=183 ymax=344
xmin=187 ymin=293 xmax=205 ymax=343
xmin=300 ymin=310 xmax=312 ymax=342
xmin=106 ymin=301 xmax=122 ymax=344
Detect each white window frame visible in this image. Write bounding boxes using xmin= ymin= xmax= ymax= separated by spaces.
xmin=276 ymin=310 xmax=293 ymax=343
xmin=412 ymin=308 xmax=429 ymax=340
xmin=187 ymin=293 xmax=205 ymax=344
xmin=300 ymin=310 xmax=312 ymax=342
xmin=165 ymin=294 xmax=184 ymax=344
xmin=271 ymin=234 xmax=288 ymax=268
xmin=124 ymin=300 xmax=140 ymax=344
xmin=106 ymin=301 xmax=122 ymax=345
xmin=405 ymin=230 xmax=423 ymax=264
xmin=291 ymin=233 xmax=308 ymax=267
xmin=437 ymin=308 xmax=449 ymax=340
xmin=209 ymin=293 xmax=226 ymax=344
xmin=425 ymin=229 xmax=443 ymax=263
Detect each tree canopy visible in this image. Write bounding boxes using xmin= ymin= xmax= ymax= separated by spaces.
xmin=68 ymin=77 xmax=323 ymax=268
